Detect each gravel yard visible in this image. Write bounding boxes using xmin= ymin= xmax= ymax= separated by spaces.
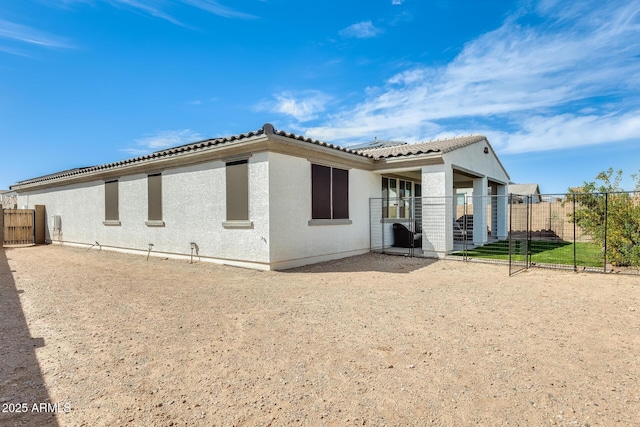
xmin=1 ymin=245 xmax=639 ymax=426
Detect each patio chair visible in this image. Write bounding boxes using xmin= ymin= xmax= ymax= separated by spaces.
xmin=392 ymin=223 xmax=422 ymax=248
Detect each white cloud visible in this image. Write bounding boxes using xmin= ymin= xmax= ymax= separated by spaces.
xmin=392 ymin=0 xmax=405 ymax=4
xmin=256 ymin=91 xmax=331 ymax=122
xmin=339 ymin=21 xmax=384 ymax=39
xmin=0 ymin=18 xmax=73 ymax=49
xmin=302 ymin=0 xmax=640 ymax=152
xmin=122 ymin=129 xmax=204 ymax=155
xmin=491 ymin=112 xmax=640 ymax=154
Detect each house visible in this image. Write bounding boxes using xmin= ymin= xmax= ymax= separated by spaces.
xmin=509 ymin=183 xmax=542 ymax=203
xmin=10 ymin=124 xmax=510 ymax=269
xmin=0 ymin=190 xmax=18 ymax=209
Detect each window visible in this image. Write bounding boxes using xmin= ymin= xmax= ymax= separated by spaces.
xmin=146 ymin=173 xmax=164 ymax=226
xmin=104 ymin=180 xmax=120 ymax=225
xmin=224 ymin=159 xmax=250 ymax=225
xmin=311 ymin=164 xmax=350 ymax=223
xmin=381 ymin=177 xmax=420 ymax=219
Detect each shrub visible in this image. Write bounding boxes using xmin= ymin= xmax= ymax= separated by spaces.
xmin=567 ymin=169 xmax=640 ymax=266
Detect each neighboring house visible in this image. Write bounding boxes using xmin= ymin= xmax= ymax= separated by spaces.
xmin=10 ymin=124 xmax=510 ymax=269
xmin=0 ymin=190 xmax=18 ymax=209
xmin=509 ymin=183 xmax=542 ymax=203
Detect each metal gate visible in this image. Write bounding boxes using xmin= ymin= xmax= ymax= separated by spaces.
xmin=370 ymin=196 xmax=422 ymax=256
xmin=2 ymin=209 xmax=35 ymax=245
xmin=508 ymin=195 xmax=530 ymax=275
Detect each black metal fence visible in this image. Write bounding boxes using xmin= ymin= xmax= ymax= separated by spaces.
xmin=370 ymin=191 xmax=640 ymax=275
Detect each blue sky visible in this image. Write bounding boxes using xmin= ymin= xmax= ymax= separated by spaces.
xmin=1 ymin=0 xmax=639 ymax=193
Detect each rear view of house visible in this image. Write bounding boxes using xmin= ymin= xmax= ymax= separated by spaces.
xmin=11 ymin=124 xmax=509 ymax=270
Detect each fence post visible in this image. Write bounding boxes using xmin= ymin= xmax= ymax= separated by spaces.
xmin=526 ymin=195 xmax=531 ymax=268
xmin=463 ymin=198 xmax=468 ymax=260
xmin=34 ymin=205 xmax=45 ymax=244
xmin=508 ymin=194 xmax=512 ymax=268
xmin=604 ymin=192 xmax=608 ymax=273
xmin=381 ymin=199 xmax=385 ymax=254
xmin=572 ymin=193 xmax=578 ymax=271
xmin=409 ymin=197 xmax=414 ymax=258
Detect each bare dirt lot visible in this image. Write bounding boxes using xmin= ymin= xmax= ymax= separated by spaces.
xmin=1 ymin=245 xmax=639 ymax=426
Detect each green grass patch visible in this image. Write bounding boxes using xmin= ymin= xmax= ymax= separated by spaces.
xmin=452 ymin=240 xmax=604 ymax=267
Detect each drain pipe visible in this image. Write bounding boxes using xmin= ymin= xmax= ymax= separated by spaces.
xmin=147 ymin=243 xmax=154 ymax=260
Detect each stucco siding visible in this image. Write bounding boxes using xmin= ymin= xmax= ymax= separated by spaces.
xmin=267 ymin=152 xmax=379 ymax=269
xmin=17 ymin=154 xmax=271 ymax=268
xmin=18 ymin=181 xmax=103 ymax=244
xmin=443 ymin=142 xmax=509 ymax=184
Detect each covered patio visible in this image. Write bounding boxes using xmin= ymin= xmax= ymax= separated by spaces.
xmin=366 ymin=135 xmax=510 ymax=258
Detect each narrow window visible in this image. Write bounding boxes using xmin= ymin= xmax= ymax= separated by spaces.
xmin=311 ymin=164 xmax=349 ymax=220
xmin=104 ymin=180 xmax=119 ymax=224
xmin=147 ymin=173 xmax=163 ymax=224
xmin=382 ymin=177 xmax=389 ymax=218
xmin=388 ymin=178 xmax=398 ymax=218
xmin=226 ymin=160 xmax=249 ymax=221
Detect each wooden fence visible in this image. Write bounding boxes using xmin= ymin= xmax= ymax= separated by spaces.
xmin=1 ymin=206 xmax=45 ymax=246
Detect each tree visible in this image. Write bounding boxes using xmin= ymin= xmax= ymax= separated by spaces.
xmin=567 ymin=169 xmax=640 ymax=266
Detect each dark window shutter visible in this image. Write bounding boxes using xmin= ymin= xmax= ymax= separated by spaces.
xmin=226 ymin=160 xmax=249 ymax=221
xmin=105 ymin=180 xmax=119 ymax=221
xmin=148 ymin=174 xmax=162 ymax=221
xmin=311 ymin=164 xmax=331 ymax=219
xmin=332 ymin=168 xmax=349 ymax=219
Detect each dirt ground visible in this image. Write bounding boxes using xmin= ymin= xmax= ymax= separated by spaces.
xmin=1 ymin=245 xmax=639 ymax=427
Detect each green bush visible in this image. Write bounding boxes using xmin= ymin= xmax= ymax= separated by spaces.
xmin=567 ymin=169 xmax=640 ymax=266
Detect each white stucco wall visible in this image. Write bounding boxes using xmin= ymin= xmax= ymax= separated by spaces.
xmin=267 ymin=152 xmax=380 ymax=269
xmin=17 ymin=153 xmax=272 ymax=269
xmin=443 ymin=143 xmax=509 ymax=185
xmin=421 ymin=164 xmax=453 ymax=257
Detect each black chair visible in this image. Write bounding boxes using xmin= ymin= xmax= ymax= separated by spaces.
xmin=392 ymin=223 xmax=422 ymax=248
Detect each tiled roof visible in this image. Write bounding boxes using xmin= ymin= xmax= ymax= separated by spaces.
xmin=12 ymin=124 xmax=371 ymax=188
xmin=348 ymin=139 xmax=408 ymax=151
xmin=359 ymin=135 xmax=487 ymax=159
xmin=269 ymin=126 xmax=371 ymax=158
xmin=12 ymin=126 xmax=504 ymax=190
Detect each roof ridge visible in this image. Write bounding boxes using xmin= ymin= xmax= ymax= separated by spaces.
xmin=11 ymin=123 xmax=371 ymax=188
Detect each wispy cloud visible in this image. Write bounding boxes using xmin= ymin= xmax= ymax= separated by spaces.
xmin=392 ymin=0 xmax=405 ymax=5
xmin=0 ymin=18 xmax=73 ymax=50
xmin=180 ymin=0 xmax=256 ymax=19
xmin=339 ymin=21 xmax=384 ymax=39
xmin=256 ymin=91 xmax=331 ymax=122
xmin=301 ymin=0 xmax=640 ymax=153
xmin=111 ymin=0 xmax=185 ymax=26
xmin=51 ymin=0 xmax=255 ymax=24
xmin=122 ymin=129 xmax=204 ymax=155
